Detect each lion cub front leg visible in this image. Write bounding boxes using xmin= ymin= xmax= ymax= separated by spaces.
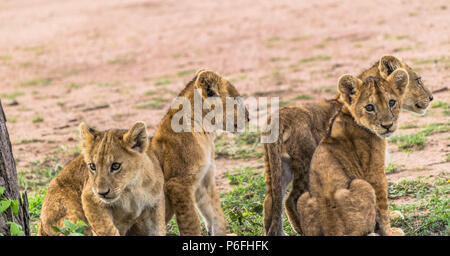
xmin=128 ymin=200 xmax=166 ymax=236
xmin=371 ymin=176 xmax=404 ymax=236
xmin=166 ymin=178 xmax=202 ymax=236
xmin=148 ymin=198 xmax=166 ymax=236
xmin=195 ymin=168 xmax=227 ymax=236
xmin=81 ymin=189 xmax=120 ymax=236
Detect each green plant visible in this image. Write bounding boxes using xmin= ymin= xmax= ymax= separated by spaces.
xmin=5 ymin=222 xmax=25 ymax=236
xmin=32 ymin=116 xmax=44 ymax=123
xmin=389 ymin=122 xmax=450 ymax=151
xmin=28 ymin=189 xmax=46 ymax=221
xmin=52 ymin=220 xmax=88 ymax=236
xmin=390 ymin=176 xmax=449 ymax=236
xmin=215 ymin=131 xmax=263 ymax=160
xmin=295 ymin=94 xmax=313 ymax=100
xmin=0 ymin=187 xmax=19 ymax=216
xmin=0 ymin=187 xmax=24 ymax=236
xmin=220 ymin=167 xmax=296 ymax=236
xmin=385 ymin=163 xmax=399 ymax=174
xmin=136 ymin=97 xmax=169 ymax=109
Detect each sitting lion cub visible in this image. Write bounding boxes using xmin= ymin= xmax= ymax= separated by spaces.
xmin=263 ymin=55 xmax=433 ymax=236
xmin=38 ymin=122 xmax=165 ymax=236
xmin=297 ymin=69 xmax=409 ymax=236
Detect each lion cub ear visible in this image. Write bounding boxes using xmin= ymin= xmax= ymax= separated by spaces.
xmin=195 ymin=70 xmax=222 ymax=98
xmin=379 ymin=55 xmax=402 ymax=78
xmin=386 ymin=68 xmax=409 ymax=96
xmin=123 ymin=121 xmax=149 ymax=153
xmin=79 ymin=122 xmax=95 ymax=152
xmin=337 ymin=74 xmax=362 ymax=105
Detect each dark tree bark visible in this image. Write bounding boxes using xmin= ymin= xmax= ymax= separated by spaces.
xmin=0 ymin=99 xmax=30 ymax=236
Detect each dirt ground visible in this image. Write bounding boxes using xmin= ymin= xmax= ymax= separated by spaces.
xmin=0 ymin=0 xmax=448 ymax=194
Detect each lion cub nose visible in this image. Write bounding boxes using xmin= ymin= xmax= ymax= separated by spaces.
xmin=381 ymin=123 xmax=393 ymax=130
xmin=429 ymin=95 xmax=433 ymax=102
xmin=97 ymin=188 xmax=110 ymax=197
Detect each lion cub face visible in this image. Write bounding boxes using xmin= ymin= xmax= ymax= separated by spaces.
xmin=194 ymin=70 xmax=249 ymax=132
xmin=378 ymin=55 xmax=433 ymax=115
xmin=338 ymin=69 xmax=409 ymax=138
xmin=79 ymin=122 xmax=149 ymax=203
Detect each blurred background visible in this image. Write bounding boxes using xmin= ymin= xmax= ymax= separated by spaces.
xmin=0 ymin=0 xmax=448 ymax=235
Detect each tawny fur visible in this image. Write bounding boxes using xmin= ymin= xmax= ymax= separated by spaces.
xmin=38 ymin=122 xmax=165 ymax=236
xmin=297 ymin=70 xmax=409 ymax=236
xmin=151 ymin=70 xmax=248 ymax=236
xmin=263 ymin=55 xmax=433 ymax=235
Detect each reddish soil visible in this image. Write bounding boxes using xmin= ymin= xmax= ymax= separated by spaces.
xmin=0 ymin=0 xmax=448 ymax=191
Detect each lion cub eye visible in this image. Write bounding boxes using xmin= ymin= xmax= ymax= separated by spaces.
xmin=89 ymin=163 xmax=96 ymax=172
xmin=110 ymin=162 xmax=122 ymax=172
xmin=389 ymin=99 xmax=396 ymax=108
xmin=365 ymin=104 xmax=375 ymax=112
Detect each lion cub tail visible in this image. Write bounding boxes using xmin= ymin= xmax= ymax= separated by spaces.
xmin=263 ymin=136 xmax=284 ymax=235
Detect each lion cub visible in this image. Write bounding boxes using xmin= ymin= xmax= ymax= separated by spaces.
xmin=297 ymin=69 xmax=409 ymax=236
xmin=152 ymin=70 xmax=248 ymax=236
xmin=263 ymin=55 xmax=433 ymax=235
xmin=39 ymin=122 xmax=165 ymax=236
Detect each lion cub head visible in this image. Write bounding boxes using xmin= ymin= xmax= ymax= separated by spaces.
xmin=338 ymin=68 xmax=409 ymax=138
xmin=79 ymin=121 xmax=150 ymax=203
xmin=194 ymin=70 xmax=249 ymax=132
xmin=378 ymin=55 xmax=433 ymax=115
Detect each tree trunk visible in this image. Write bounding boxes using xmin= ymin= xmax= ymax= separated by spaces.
xmin=0 ymin=99 xmax=30 ymax=236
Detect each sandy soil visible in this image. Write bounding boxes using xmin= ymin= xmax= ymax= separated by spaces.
xmin=0 ymin=0 xmax=448 ymax=191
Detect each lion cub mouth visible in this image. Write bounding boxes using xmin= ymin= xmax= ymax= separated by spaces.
xmin=379 ymin=130 xmax=394 ymax=138
xmin=98 ymin=196 xmax=120 ymax=204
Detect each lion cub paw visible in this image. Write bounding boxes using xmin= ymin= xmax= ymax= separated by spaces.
xmin=389 ymin=227 xmax=405 ymax=236
xmin=389 ymin=210 xmax=404 ymax=220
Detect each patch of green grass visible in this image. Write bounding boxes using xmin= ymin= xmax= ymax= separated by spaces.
xmin=154 ymin=79 xmax=171 ymax=86
xmin=18 ymin=155 xmax=63 ymax=192
xmin=431 ymin=100 xmax=449 ymax=109
xmin=290 ymin=35 xmax=310 ymax=41
xmin=20 ymin=78 xmax=52 ymax=86
xmin=23 ymin=45 xmax=45 ymax=56
xmin=19 ymin=61 xmax=33 ymax=68
xmin=0 ymin=91 xmax=25 ymax=100
xmin=400 ymin=122 xmax=419 ymax=129
xmin=394 ymin=46 xmax=413 ymax=52
xmin=67 ymin=83 xmax=81 ymax=89
xmin=389 ymin=132 xmax=426 ymax=151
xmin=297 ymin=55 xmax=331 ymax=64
xmin=384 ymin=34 xmax=409 ymax=40
xmin=269 ymin=57 xmax=289 ymax=62
xmin=431 ymin=100 xmax=449 ymax=116
xmin=15 ymin=138 xmax=41 ymax=145
xmin=410 ymin=56 xmax=447 ymax=65
xmin=0 ymin=55 xmax=12 ymax=61
xmin=7 ymin=116 xmax=17 ymax=123
xmin=295 ymin=94 xmax=313 ymax=100
xmin=216 ymin=131 xmax=263 ymax=160
xmin=176 ymin=69 xmax=196 ymax=77
xmin=229 ymin=75 xmax=247 ymax=83
xmin=389 ymin=122 xmax=450 ymax=151
xmin=386 ymin=163 xmax=400 ymax=174
xmin=28 ymin=189 xmax=46 ymax=222
xmin=390 ymin=176 xmax=449 ymax=236
xmin=279 ymin=99 xmax=289 ymax=107
xmin=136 ymin=97 xmax=169 ymax=109
xmin=108 ymin=53 xmax=134 ymax=65
xmin=253 ymin=90 xmax=286 ymax=97
xmin=97 ymin=82 xmax=120 ymax=87
xmin=145 ymin=90 xmax=157 ymax=96
xmin=220 ymin=167 xmax=296 ymax=236
xmin=32 ymin=116 xmax=44 ymax=123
